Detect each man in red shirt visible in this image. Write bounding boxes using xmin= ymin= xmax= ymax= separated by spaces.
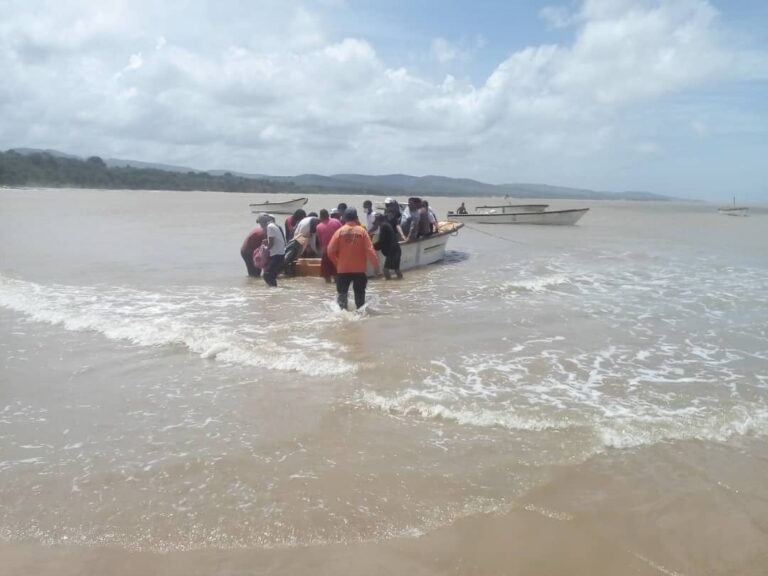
xmin=327 ymin=208 xmax=380 ymax=311
xmin=240 ymin=222 xmax=267 ymax=277
xmin=315 ymin=208 xmax=342 ymax=283
xmin=284 ymin=208 xmax=306 ymax=242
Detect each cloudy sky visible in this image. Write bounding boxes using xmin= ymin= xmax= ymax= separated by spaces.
xmin=1 ymin=0 xmax=766 ymax=201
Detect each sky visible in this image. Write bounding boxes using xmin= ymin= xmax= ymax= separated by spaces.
xmin=1 ymin=0 xmax=767 ymax=201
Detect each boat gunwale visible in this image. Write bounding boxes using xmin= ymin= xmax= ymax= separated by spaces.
xmin=248 ymin=197 xmax=308 ymax=208
xmin=448 ymin=207 xmax=589 ymax=217
xmin=473 ymin=203 xmax=549 ymax=210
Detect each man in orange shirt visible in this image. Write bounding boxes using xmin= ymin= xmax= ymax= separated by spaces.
xmin=327 ymin=207 xmax=381 ymax=311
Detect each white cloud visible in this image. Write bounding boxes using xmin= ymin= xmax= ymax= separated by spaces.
xmin=691 ymin=120 xmax=708 ymax=137
xmin=540 ymin=5 xmax=578 ymax=29
xmin=431 ymin=38 xmax=460 ymax=64
xmin=635 ymin=141 xmax=660 ymax=154
xmin=0 ymin=0 xmax=764 ymax=197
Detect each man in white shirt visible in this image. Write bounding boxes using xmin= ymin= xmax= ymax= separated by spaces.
xmin=257 ymin=213 xmax=286 ymax=287
xmin=291 ymin=213 xmax=320 ymax=256
xmin=363 ymin=200 xmax=375 ymax=231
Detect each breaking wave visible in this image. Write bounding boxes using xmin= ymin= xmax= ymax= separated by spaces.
xmin=0 ymin=274 xmax=354 ymax=376
xmin=356 ymin=328 xmax=768 ymax=454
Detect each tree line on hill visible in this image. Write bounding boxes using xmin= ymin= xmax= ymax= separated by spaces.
xmin=0 ymin=150 xmax=290 ymax=193
xmin=0 ymin=148 xmax=674 ymax=200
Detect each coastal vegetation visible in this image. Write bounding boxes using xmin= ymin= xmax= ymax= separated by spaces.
xmin=0 ymin=148 xmax=673 ymax=200
xmin=0 ymin=150 xmax=286 ymax=193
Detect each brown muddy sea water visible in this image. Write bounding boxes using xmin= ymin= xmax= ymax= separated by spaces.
xmin=1 ymin=188 xmax=767 ymax=575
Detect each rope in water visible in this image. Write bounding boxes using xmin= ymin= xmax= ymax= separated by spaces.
xmin=462 ymin=222 xmax=527 ymax=244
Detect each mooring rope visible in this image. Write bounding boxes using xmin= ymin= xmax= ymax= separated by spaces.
xmin=462 ymin=223 xmax=527 ymax=244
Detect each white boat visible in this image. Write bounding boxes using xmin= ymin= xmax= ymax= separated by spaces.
xmin=718 ymin=207 xmax=749 ymax=217
xmin=474 ymin=203 xmax=549 ymax=213
xmin=249 ymin=197 xmax=308 ymax=214
xmin=292 ymin=221 xmax=464 ymax=277
xmin=718 ymin=197 xmax=748 ymax=217
xmin=447 ymin=208 xmax=589 ymax=225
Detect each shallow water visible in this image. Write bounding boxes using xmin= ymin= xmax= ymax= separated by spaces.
xmin=1 ymin=188 xmax=767 ymax=573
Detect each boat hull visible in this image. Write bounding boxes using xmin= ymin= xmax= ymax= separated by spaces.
xmin=718 ymin=207 xmax=749 ymax=217
xmin=291 ymin=222 xmax=464 ymax=277
xmin=446 ymin=208 xmax=589 ymax=225
xmin=249 ymin=197 xmax=308 ymax=214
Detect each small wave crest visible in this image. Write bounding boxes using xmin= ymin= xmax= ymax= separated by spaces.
xmin=359 ymin=388 xmax=768 ymax=452
xmin=358 ymin=391 xmax=572 ymax=432
xmin=356 ymin=338 xmax=768 ymax=454
xmin=598 ymin=405 xmax=768 ymax=449
xmin=499 ymin=274 xmax=572 ymax=294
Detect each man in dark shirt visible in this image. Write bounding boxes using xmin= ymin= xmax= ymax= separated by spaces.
xmin=372 ymin=213 xmax=403 ymax=280
xmin=384 ymin=199 xmax=405 ymax=241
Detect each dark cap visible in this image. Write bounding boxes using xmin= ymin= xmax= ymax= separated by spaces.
xmin=344 ymin=207 xmax=359 ymax=221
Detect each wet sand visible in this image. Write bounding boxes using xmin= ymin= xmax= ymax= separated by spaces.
xmin=4 ymin=439 xmax=767 ymax=576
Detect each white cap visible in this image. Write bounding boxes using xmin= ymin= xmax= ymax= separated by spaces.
xmin=385 ymin=197 xmax=395 ymax=204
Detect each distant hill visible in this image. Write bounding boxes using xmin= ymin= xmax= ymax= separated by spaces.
xmin=3 ymin=147 xmax=675 ymax=200
xmin=104 ymin=158 xmax=204 ymax=173
xmin=10 ymin=147 xmax=81 ymax=160
xmin=0 ymin=149 xmax=286 ymax=193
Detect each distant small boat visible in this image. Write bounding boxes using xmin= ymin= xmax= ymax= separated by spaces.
xmin=718 ymin=207 xmax=749 ymax=217
xmin=447 ymin=208 xmax=589 ymax=225
xmin=249 ymin=197 xmax=308 ymax=214
xmin=718 ymin=196 xmax=748 ymax=217
xmin=474 ymin=204 xmax=549 ymax=214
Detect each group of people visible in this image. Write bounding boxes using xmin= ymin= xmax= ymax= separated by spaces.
xmin=240 ymin=197 xmax=441 ymax=310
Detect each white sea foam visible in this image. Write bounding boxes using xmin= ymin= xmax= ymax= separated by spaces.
xmin=499 ymin=274 xmax=572 ymax=293
xmin=360 ymin=387 xmax=768 ymax=451
xmin=359 ymin=391 xmax=571 ymax=432
xmin=0 ymin=275 xmax=353 ymax=376
xmin=357 ymin=324 xmax=768 ymax=454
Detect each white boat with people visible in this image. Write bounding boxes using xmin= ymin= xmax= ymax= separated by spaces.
xmin=292 ymin=221 xmax=463 ymax=277
xmin=447 ymin=207 xmax=589 ymax=225
xmin=249 ymin=197 xmax=308 ymax=214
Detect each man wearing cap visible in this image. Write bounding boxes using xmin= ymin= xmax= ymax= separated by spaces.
xmin=256 ymin=213 xmax=286 ymax=287
xmin=327 ymin=207 xmax=380 ymax=311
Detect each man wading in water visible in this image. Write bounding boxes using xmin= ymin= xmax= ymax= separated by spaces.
xmin=326 ymin=207 xmax=380 ymax=311
xmin=371 ymin=213 xmax=403 ymax=280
